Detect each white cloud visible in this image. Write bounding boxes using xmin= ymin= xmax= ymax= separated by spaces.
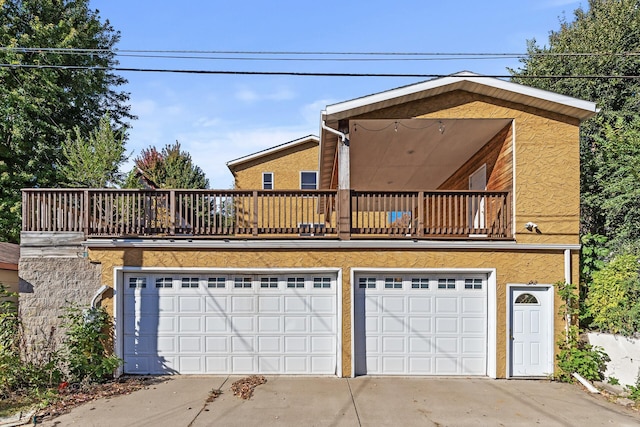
xmin=235 ymin=84 xmax=297 ymax=103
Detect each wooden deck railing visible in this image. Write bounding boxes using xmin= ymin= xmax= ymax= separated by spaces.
xmin=22 ymin=189 xmax=511 ymax=239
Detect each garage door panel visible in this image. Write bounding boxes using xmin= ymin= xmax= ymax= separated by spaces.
xmin=310 ymin=296 xmax=334 ymax=313
xmin=284 ymin=296 xmax=308 ymax=312
xmin=179 ymin=357 xmax=202 ymax=373
xmin=409 ymin=297 xmax=432 ymax=313
xmin=285 ymin=356 xmax=308 ymax=373
xmin=204 ymin=296 xmax=228 ymax=312
xmin=284 ymin=316 xmax=307 ymax=332
xmin=179 ymin=336 xmax=201 ymax=352
xmin=232 ymin=296 xmax=254 ymax=312
xmin=259 ymin=357 xmax=281 ymax=373
xmin=158 ymin=317 xmax=177 ymax=333
xmin=311 ymin=336 xmax=336 ymax=352
xmin=382 ymin=297 xmax=404 ymax=312
xmin=435 ymin=297 xmax=459 ymax=314
xmin=232 ymin=356 xmax=255 ymax=372
xmin=311 ymin=316 xmax=334 ymax=333
xmin=355 ymin=273 xmax=487 ymax=376
xmin=232 ymin=336 xmax=254 ymax=352
xmin=382 ymin=336 xmax=405 ymax=352
xmin=409 ymin=336 xmax=432 ymax=353
xmin=382 ymin=316 xmax=404 ymax=333
xmin=179 ymin=296 xmax=202 ymax=312
xmin=258 ymin=336 xmax=281 ymax=352
xmin=409 ymin=357 xmax=433 ymax=374
xmin=157 ymin=336 xmax=176 ymax=353
xmin=258 ymin=316 xmax=281 ymax=332
xmin=462 ymin=297 xmax=485 ymax=313
xmin=258 ymin=296 xmax=281 ymax=312
xmin=205 ymin=316 xmax=228 ymax=332
xmin=179 ymin=317 xmax=202 ymax=333
xmin=232 ymin=316 xmax=255 ymax=333
xmin=206 ymin=357 xmax=228 ymax=373
xmin=205 ymin=336 xmax=227 ymax=352
xmin=435 ymin=317 xmax=459 ymax=333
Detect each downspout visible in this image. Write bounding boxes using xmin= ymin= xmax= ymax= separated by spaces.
xmin=91 ymin=285 xmax=109 ymax=308
xmin=322 ymin=119 xmax=350 ymax=240
xmin=322 ymin=120 xmax=348 ymax=145
xmin=564 ymin=248 xmax=572 ymax=342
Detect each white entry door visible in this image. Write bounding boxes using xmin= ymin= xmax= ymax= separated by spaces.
xmin=510 ymin=287 xmax=552 ymax=377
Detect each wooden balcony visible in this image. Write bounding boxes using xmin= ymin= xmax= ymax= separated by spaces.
xmin=22 ymin=189 xmax=512 ymax=240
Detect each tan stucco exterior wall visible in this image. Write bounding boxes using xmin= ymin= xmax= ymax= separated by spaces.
xmin=90 ymin=245 xmax=578 ymax=378
xmin=349 ymin=90 xmax=581 ymax=246
xmin=232 ymin=140 xmax=319 ymax=190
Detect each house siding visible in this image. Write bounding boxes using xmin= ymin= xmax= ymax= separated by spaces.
xmin=89 ymin=246 xmax=577 ymax=378
xmin=232 ymin=140 xmax=319 ymax=190
xmin=350 ymin=90 xmax=580 ymax=245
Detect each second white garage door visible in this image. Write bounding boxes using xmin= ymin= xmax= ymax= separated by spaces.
xmin=122 ymin=271 xmax=338 ymax=375
xmin=354 ymin=272 xmax=487 ymax=376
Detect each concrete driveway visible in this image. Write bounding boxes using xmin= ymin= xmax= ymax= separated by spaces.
xmin=36 ymin=376 xmax=640 ymax=427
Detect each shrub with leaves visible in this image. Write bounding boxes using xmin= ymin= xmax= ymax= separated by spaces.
xmin=61 ymin=306 xmax=121 ymax=384
xmin=555 ymin=281 xmax=609 ymax=382
xmin=585 ymin=253 xmax=640 ymax=336
xmin=0 ymin=284 xmax=62 ymax=399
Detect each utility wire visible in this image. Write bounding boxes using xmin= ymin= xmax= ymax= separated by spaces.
xmin=1 ymin=63 xmax=639 ymax=79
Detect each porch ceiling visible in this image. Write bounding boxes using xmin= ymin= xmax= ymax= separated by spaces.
xmin=349 ymin=118 xmax=511 ymax=190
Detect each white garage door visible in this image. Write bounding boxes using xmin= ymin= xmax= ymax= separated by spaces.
xmin=354 ymin=273 xmax=487 ymax=376
xmin=123 ymin=272 xmax=337 ymax=375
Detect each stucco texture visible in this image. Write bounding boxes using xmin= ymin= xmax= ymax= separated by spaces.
xmin=90 ymin=246 xmax=576 ymax=378
xmin=231 ymin=140 xmax=319 ymax=190
xmin=348 ymin=90 xmax=580 ymax=245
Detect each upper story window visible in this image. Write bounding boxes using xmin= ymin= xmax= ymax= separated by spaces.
xmin=262 ymin=172 xmax=274 ymax=190
xmin=300 ymin=171 xmax=317 ymax=190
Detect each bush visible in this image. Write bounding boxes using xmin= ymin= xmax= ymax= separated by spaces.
xmin=60 ymin=305 xmax=122 ymax=383
xmin=0 ymin=284 xmax=62 ymax=399
xmin=585 ymin=253 xmax=640 ymax=335
xmin=555 ymin=281 xmax=609 ymax=382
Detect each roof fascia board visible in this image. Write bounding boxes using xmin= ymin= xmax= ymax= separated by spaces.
xmin=323 ymin=73 xmax=598 ymax=121
xmin=226 ymin=135 xmax=319 ymax=169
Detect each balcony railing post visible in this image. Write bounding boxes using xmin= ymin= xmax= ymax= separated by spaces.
xmin=252 ymin=190 xmax=259 ymax=236
xmin=417 ymin=191 xmax=424 ymax=237
xmin=83 ymin=190 xmax=90 ymax=239
xmin=338 ymin=189 xmax=351 ymax=240
xmin=169 ymin=190 xmax=176 ymax=236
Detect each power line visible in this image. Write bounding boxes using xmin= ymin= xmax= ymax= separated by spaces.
xmin=1 ymin=63 xmax=639 ymax=79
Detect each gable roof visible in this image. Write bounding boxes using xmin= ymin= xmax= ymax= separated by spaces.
xmin=226 ymin=135 xmax=319 ymax=171
xmin=322 ymin=71 xmax=599 ymax=122
xmin=0 ymin=242 xmax=19 ymax=271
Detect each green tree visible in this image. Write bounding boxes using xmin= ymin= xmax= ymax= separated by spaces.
xmin=509 ymin=0 xmax=640 ymax=249
xmin=126 ymin=141 xmax=209 ymax=189
xmin=0 ymin=0 xmax=133 ymax=242
xmin=58 ymin=114 xmax=128 ymax=188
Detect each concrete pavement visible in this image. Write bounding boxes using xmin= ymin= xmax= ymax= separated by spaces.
xmin=36 ymin=376 xmax=640 ymax=426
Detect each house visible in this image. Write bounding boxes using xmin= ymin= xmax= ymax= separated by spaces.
xmin=0 ymin=242 xmax=19 ymax=294
xmin=18 ymin=72 xmax=598 ymax=378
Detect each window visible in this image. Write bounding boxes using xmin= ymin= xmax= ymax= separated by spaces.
xmin=287 ymin=277 xmax=305 ymax=288
xmin=515 ymin=293 xmax=539 ymax=304
xmin=155 ymin=277 xmax=173 ymax=288
xmin=411 ymin=278 xmax=429 ymax=289
xmin=464 ymin=279 xmax=483 ymax=290
xmin=208 ymin=277 xmax=226 ymax=288
xmin=260 ymin=277 xmax=278 ymax=288
xmin=359 ymin=277 xmax=376 ymax=289
xmin=234 ymin=277 xmax=252 ymax=288
xmin=384 ymin=277 xmax=403 ymax=289
xmin=313 ymin=277 xmax=331 ymax=288
xmin=438 ymin=278 xmax=456 ymax=289
xmin=181 ymin=277 xmax=199 ymax=288
xmin=262 ymin=172 xmax=274 ymax=190
xmin=300 ymin=171 xmax=318 ymax=190
xmin=129 ymin=277 xmax=146 ymax=288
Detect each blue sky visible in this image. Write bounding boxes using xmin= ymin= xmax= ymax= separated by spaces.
xmin=90 ymin=0 xmax=584 ymax=188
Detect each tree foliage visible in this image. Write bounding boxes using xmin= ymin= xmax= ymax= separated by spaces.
xmin=510 ymin=0 xmax=640 ymax=251
xmin=126 ymin=141 xmax=209 ymax=189
xmin=585 ymin=253 xmax=640 ymax=335
xmin=58 ymin=114 xmax=128 ymax=188
xmin=0 ymin=0 xmax=132 ymax=242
